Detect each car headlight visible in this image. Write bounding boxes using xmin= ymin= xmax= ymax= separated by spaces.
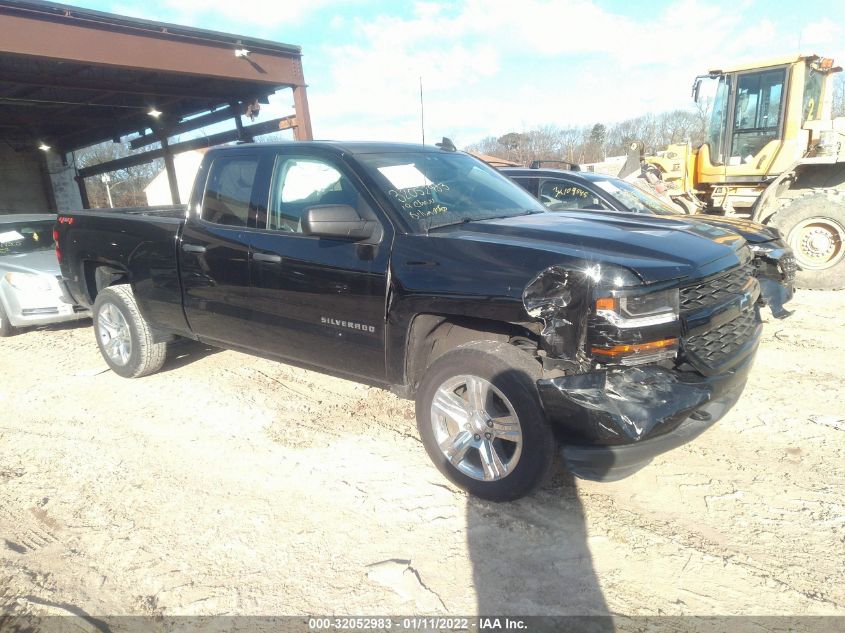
xmin=4 ymin=272 xmax=54 ymax=293
xmin=595 ymin=288 xmax=680 ymax=328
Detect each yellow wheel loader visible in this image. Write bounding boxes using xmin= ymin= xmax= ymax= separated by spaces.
xmin=645 ymin=54 xmax=845 ymax=290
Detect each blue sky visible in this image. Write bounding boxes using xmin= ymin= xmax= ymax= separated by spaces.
xmin=72 ymin=0 xmax=845 ymax=147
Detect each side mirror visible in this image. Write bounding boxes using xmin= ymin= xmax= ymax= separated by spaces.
xmin=301 ymin=204 xmax=376 ymax=241
xmin=692 ymin=77 xmax=702 ymax=102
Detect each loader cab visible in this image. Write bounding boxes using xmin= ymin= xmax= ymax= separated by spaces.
xmin=706 ymin=68 xmax=786 ymax=166
xmin=691 ymin=56 xmax=838 ymax=211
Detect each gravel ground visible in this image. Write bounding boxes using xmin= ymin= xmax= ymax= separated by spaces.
xmin=0 ymin=290 xmax=843 ymax=623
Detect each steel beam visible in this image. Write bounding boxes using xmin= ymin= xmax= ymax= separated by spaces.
xmin=129 ymin=104 xmax=244 ymax=150
xmin=292 ymin=83 xmax=313 ymax=141
xmin=77 ymin=118 xmax=287 ymax=179
xmin=0 ymin=11 xmax=305 ymax=87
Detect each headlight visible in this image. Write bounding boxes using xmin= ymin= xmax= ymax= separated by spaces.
xmin=4 ymin=272 xmax=54 ymax=293
xmin=595 ymin=288 xmax=679 ymax=328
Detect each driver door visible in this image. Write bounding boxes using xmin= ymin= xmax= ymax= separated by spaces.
xmin=247 ymin=151 xmax=391 ymax=381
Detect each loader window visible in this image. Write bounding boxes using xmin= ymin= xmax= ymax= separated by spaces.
xmin=730 ymin=69 xmax=785 ymax=163
xmin=707 ymin=76 xmax=729 ymax=165
xmin=803 ymin=67 xmax=823 ymax=122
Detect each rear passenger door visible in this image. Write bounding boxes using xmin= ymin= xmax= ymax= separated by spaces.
xmin=247 ymin=151 xmax=392 ymax=381
xmin=179 ymin=151 xmax=268 ymax=348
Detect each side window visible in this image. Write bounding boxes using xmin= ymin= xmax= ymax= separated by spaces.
xmin=512 ymin=177 xmax=539 ymax=197
xmin=267 ymin=157 xmax=358 ymax=233
xmin=539 ymin=180 xmax=610 ymax=211
xmin=202 ymin=156 xmax=259 ymax=227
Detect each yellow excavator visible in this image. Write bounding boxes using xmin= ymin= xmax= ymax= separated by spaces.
xmin=644 ymin=54 xmax=845 ymax=289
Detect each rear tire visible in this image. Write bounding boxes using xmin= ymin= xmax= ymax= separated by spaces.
xmin=0 ymin=302 xmax=14 ymax=337
xmin=771 ymin=192 xmax=845 ymax=290
xmin=93 ymin=285 xmax=167 ymax=378
xmin=415 ymin=341 xmax=556 ymax=501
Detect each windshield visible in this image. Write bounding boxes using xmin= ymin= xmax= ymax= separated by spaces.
xmin=356 ymin=151 xmax=545 ymax=232
xmin=592 ymin=178 xmax=683 ymax=216
xmin=0 ymin=220 xmax=55 ymax=256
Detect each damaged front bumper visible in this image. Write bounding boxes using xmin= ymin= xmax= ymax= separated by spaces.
xmin=537 ymin=342 xmax=757 ymax=481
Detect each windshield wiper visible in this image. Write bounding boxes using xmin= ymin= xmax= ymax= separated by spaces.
xmin=426 ymin=209 xmax=542 ymax=233
xmin=425 ymin=216 xmax=476 ymax=233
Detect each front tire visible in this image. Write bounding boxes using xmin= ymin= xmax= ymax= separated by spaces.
xmin=771 ymin=192 xmax=845 ymax=290
xmin=415 ymin=341 xmax=556 ymax=501
xmin=93 ymin=285 xmax=167 ymax=378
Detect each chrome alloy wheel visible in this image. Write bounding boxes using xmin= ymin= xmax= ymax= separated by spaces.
xmin=429 ymin=374 xmax=523 ymax=481
xmin=97 ymin=302 xmax=132 ymax=366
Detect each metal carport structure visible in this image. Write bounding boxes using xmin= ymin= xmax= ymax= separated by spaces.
xmin=0 ymin=0 xmax=313 ymax=208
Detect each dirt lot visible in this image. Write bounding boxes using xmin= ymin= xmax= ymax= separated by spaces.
xmin=0 ymin=291 xmax=843 ymax=621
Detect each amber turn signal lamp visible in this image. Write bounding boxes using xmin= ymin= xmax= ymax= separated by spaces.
xmin=591 ymin=337 xmax=678 ymax=358
xmin=595 ymin=297 xmax=616 ymax=311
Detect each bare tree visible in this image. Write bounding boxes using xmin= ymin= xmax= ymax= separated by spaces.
xmin=74 ymin=141 xmax=164 ymax=208
xmin=466 ymin=126 xmax=588 ymax=165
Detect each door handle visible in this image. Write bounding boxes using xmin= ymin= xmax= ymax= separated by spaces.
xmin=252 ymin=252 xmax=282 ymax=263
xmin=182 ymin=243 xmax=207 ymax=254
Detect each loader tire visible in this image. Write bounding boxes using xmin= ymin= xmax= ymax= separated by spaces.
xmin=771 ymin=192 xmax=845 ymax=290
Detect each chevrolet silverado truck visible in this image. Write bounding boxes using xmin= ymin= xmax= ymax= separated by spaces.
xmin=56 ymin=142 xmax=762 ymax=501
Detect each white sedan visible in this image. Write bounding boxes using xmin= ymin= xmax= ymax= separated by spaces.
xmin=0 ymin=214 xmax=89 ymax=336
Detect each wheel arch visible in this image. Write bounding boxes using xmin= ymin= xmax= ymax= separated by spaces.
xmin=754 ymin=161 xmax=845 ymax=225
xmin=83 ymin=260 xmax=130 ymax=304
xmin=398 ymin=313 xmax=539 ymax=399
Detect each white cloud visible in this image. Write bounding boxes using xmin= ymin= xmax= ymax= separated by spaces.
xmin=307 ymin=0 xmax=845 ymax=146
xmin=115 ymin=0 xmax=345 ymax=27
xmin=801 ymin=18 xmax=842 ymax=46
xmin=105 ymin=0 xmax=845 ymax=147
xmin=179 ymin=0 xmax=343 ymax=25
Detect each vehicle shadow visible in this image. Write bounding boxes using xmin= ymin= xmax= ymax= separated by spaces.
xmin=465 ymin=367 xmax=614 ymax=632
xmin=160 ymin=338 xmax=220 ymax=373
xmin=28 ymin=318 xmax=92 ymax=334
xmin=467 ymin=477 xmax=613 ymax=631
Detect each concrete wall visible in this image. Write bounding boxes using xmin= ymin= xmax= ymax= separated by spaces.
xmin=0 ymin=146 xmax=83 ymax=214
xmin=0 ymin=144 xmax=52 ymax=214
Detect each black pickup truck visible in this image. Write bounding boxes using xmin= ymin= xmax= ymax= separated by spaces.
xmin=57 ymin=142 xmax=762 ymax=501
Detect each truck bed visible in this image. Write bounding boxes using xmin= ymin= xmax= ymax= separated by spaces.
xmin=57 ymin=205 xmax=191 ymax=337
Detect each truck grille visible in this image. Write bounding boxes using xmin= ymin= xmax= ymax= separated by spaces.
xmin=680 ymin=263 xmax=753 ymax=312
xmin=684 ymin=307 xmax=759 ymax=368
